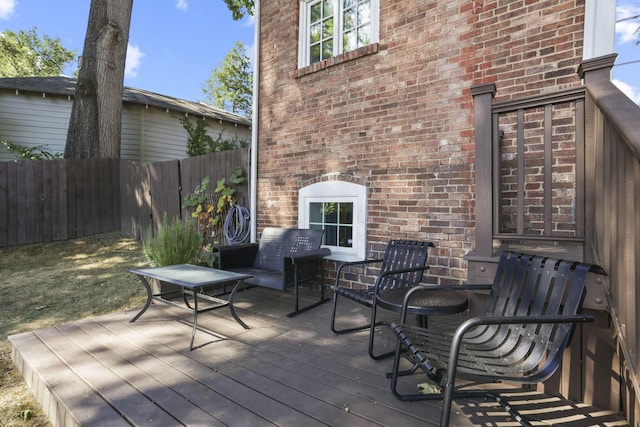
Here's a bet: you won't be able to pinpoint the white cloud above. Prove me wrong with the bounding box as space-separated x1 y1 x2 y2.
613 79 640 105
0 0 16 20
616 4 640 44
176 0 188 12
125 44 144 78
243 14 255 27
246 43 258 72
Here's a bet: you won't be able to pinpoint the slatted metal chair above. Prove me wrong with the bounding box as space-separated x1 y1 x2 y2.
330 240 435 360
388 251 606 427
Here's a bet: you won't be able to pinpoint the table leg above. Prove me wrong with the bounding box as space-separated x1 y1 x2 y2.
229 280 250 329
183 288 192 309
130 275 153 323
189 288 199 351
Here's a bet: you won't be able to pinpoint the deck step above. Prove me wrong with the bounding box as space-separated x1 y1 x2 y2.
10 332 131 427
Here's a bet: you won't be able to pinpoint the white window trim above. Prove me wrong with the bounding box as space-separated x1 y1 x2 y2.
298 181 367 262
298 0 380 68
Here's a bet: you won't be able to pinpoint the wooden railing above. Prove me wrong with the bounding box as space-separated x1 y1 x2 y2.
468 54 640 422
581 54 640 423
468 83 587 286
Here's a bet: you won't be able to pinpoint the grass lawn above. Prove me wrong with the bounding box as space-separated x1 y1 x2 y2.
0 232 149 426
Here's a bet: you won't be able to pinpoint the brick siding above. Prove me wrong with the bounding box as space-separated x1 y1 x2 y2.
256 0 585 284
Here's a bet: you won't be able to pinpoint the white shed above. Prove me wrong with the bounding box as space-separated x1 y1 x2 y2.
0 76 252 162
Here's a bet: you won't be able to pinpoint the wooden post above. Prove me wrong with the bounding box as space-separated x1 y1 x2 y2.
465 83 497 283
577 53 617 265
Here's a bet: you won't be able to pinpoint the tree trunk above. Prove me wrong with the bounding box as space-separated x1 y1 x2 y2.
65 0 133 159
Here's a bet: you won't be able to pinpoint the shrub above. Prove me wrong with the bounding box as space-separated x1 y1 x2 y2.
180 117 249 157
1 139 62 160
143 214 202 267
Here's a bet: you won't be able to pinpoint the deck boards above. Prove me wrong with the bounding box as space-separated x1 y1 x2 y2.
10 286 628 427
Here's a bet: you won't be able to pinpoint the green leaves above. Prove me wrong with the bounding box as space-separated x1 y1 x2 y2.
183 176 210 208
0 139 62 160
222 0 254 20
0 27 76 77
214 167 246 211
143 214 202 267
181 117 214 157
193 176 211 195
21 409 33 420
229 166 246 184
180 117 248 157
214 178 228 194
181 168 245 246
201 41 253 118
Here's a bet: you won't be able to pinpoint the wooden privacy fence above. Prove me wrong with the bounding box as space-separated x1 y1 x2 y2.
0 149 249 247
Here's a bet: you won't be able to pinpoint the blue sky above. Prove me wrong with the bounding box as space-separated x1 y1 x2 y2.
0 0 255 102
614 0 640 104
0 0 639 104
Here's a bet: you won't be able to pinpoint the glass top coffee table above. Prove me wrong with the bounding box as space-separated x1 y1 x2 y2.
129 264 252 350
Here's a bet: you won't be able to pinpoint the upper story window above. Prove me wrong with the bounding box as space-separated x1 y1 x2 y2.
298 0 379 68
299 181 367 262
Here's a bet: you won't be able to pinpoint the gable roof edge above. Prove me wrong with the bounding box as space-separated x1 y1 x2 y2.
0 76 251 127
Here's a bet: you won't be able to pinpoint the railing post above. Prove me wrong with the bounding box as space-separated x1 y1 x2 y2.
470 83 496 259
577 53 616 264
578 53 617 84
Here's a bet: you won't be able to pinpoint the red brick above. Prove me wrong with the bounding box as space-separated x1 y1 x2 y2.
256 0 585 285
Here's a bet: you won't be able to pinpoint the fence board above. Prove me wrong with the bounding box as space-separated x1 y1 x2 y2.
14 161 26 244
120 160 151 241
57 161 68 241
109 158 121 232
96 158 118 234
6 162 18 246
148 160 181 233
17 160 38 244
77 158 90 237
32 160 44 244
88 159 100 236
119 160 135 238
0 149 249 247
42 161 52 242
15 161 26 244
48 160 67 242
65 159 79 239
0 161 8 246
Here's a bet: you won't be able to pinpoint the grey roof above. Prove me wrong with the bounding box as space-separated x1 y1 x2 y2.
0 76 251 127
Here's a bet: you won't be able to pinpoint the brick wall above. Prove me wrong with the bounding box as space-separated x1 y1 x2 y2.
469 0 585 99
256 0 585 284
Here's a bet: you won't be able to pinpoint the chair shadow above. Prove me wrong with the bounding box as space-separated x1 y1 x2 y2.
456 388 627 426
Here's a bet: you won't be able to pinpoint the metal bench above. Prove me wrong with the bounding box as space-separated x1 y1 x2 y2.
388 250 607 427
217 227 331 318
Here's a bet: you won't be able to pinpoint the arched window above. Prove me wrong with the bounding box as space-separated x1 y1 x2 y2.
298 181 367 261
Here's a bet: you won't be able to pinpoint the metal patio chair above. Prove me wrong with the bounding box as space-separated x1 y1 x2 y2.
388 251 606 426
330 240 435 360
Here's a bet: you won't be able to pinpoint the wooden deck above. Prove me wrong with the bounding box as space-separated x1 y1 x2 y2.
10 286 628 427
